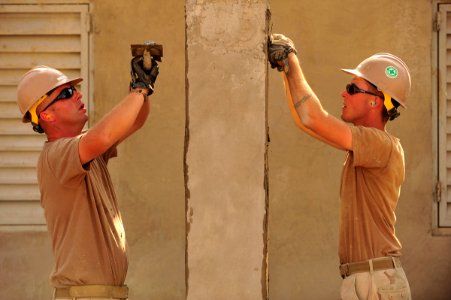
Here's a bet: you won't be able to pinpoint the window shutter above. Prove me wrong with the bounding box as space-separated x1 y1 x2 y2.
0 4 90 226
438 4 451 227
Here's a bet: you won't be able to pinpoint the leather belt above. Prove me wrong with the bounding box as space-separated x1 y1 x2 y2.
54 285 128 299
339 257 401 278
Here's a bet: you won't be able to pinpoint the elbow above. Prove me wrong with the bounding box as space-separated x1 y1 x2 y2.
300 109 324 133
134 121 146 132
299 110 316 130
95 130 117 149
135 114 149 130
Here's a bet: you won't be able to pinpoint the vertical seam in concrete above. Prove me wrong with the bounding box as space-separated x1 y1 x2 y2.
184 3 190 299
262 5 271 300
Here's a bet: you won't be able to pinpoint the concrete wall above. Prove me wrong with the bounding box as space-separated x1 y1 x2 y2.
2 0 451 300
185 1 268 299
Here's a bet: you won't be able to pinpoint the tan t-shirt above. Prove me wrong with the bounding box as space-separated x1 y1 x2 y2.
37 135 128 287
339 126 404 264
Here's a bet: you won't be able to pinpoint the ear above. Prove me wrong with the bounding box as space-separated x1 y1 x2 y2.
39 111 56 122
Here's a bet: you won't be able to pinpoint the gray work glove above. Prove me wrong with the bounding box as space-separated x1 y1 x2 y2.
130 56 159 95
268 33 297 73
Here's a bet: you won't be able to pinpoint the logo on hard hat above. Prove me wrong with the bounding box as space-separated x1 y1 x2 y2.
385 66 398 78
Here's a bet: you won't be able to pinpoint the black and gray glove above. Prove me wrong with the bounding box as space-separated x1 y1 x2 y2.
268 33 297 73
130 55 159 95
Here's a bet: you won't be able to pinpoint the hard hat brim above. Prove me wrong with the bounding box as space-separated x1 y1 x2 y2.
341 68 365 80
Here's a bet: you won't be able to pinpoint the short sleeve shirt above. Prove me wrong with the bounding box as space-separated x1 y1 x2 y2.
37 135 128 287
339 126 404 264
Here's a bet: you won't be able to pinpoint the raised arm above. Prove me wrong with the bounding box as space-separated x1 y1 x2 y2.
269 34 352 151
79 57 159 164
79 91 149 164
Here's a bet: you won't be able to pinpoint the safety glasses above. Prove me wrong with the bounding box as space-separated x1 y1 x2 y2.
346 83 381 98
40 86 77 113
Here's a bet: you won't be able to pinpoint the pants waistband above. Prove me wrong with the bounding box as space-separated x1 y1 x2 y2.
339 256 402 278
54 285 128 299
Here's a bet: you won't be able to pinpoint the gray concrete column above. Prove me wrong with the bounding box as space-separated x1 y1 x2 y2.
185 1 269 299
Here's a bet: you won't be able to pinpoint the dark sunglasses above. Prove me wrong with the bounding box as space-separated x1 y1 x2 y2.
40 86 77 113
346 83 381 98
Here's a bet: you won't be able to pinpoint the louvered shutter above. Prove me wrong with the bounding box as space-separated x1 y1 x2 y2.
438 4 451 227
0 4 90 226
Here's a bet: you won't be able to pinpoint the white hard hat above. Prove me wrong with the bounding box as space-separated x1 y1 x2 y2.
341 53 411 108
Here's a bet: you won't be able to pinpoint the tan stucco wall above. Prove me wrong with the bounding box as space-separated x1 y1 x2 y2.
91 1 186 299
268 1 451 300
2 1 451 300
1 0 187 299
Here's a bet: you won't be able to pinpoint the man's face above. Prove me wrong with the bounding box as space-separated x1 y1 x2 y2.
38 83 88 129
340 77 380 125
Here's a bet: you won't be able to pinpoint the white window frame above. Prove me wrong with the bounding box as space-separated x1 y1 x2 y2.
0 1 92 230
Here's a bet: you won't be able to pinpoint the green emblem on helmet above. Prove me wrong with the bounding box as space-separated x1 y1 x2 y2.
385 66 398 78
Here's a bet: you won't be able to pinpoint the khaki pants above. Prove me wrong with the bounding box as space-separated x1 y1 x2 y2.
340 265 411 300
55 298 124 300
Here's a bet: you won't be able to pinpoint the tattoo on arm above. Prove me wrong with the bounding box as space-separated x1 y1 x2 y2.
294 94 312 108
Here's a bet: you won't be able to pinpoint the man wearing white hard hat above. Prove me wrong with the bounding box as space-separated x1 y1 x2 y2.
268 34 411 300
16 56 158 300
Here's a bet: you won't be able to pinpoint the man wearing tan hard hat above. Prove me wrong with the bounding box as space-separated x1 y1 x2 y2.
268 34 412 300
16 56 159 300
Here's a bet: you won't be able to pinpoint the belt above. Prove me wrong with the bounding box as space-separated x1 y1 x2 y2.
54 285 128 299
339 257 401 278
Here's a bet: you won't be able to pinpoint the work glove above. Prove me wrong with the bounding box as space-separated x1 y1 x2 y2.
268 33 297 73
130 55 159 95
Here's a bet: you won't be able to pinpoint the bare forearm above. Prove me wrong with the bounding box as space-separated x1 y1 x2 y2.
121 95 151 141
284 53 326 130
94 93 145 139
269 34 352 150
79 92 147 164
283 54 349 149
282 73 316 134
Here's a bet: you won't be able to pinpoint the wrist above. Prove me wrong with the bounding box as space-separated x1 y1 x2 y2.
129 88 149 101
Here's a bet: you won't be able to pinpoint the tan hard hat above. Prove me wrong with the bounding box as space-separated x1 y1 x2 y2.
17 65 83 123
341 53 411 108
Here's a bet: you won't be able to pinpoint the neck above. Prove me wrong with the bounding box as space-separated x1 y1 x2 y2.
45 125 84 142
354 121 386 131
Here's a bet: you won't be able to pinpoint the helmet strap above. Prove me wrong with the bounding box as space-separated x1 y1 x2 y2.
32 123 45 134
28 94 48 128
383 91 400 121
